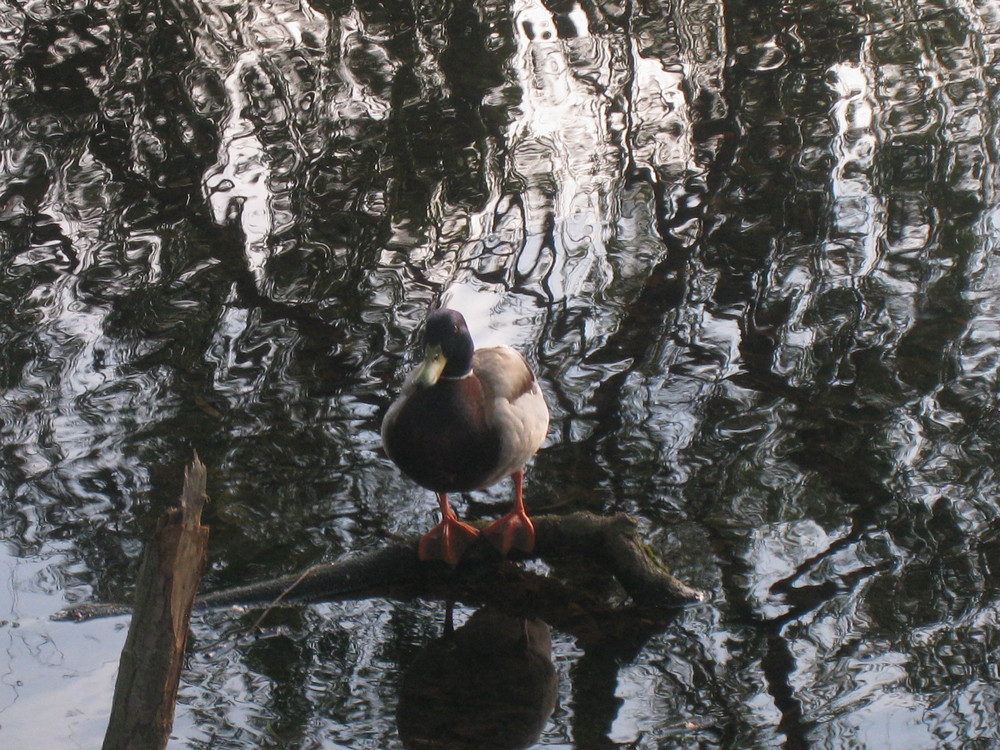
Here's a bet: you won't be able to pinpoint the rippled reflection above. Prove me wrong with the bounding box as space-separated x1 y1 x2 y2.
4 0 1000 747
397 608 557 750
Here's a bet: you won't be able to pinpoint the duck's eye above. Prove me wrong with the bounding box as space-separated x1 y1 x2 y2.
453 326 459 334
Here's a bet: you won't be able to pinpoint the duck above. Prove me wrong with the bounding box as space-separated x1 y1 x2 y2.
382 308 549 564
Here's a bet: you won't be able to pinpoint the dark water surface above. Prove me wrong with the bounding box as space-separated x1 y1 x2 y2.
3 0 1000 747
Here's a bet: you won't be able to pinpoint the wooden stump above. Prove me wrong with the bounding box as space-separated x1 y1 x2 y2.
101 456 209 750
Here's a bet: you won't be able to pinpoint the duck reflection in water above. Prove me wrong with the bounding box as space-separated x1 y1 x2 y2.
397 608 558 750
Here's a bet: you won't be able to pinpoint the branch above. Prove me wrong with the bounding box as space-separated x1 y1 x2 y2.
195 511 705 609
59 513 706 632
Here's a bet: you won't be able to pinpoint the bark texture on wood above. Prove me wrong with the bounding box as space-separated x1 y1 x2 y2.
101 457 209 750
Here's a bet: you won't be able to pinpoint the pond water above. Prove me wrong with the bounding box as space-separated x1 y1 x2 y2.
3 0 1000 747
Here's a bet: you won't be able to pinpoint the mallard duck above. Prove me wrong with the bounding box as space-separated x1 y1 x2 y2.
382 308 549 564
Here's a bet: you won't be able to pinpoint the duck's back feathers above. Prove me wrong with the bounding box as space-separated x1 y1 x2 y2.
473 346 536 403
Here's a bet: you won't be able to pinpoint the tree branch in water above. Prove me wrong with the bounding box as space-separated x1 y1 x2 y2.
60 512 705 633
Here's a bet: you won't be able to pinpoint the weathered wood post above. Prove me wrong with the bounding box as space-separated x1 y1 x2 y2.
102 455 209 750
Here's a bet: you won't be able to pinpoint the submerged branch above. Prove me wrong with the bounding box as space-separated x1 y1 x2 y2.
196 512 705 612
59 513 705 629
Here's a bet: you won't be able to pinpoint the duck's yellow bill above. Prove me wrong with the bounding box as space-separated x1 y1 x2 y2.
416 344 447 387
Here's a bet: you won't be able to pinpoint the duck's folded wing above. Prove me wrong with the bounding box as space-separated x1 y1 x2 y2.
473 346 549 480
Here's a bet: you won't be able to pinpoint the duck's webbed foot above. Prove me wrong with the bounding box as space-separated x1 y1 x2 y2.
419 493 479 565
483 509 535 556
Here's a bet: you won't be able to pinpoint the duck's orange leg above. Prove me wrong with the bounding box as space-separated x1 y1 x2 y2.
419 493 479 565
483 470 535 555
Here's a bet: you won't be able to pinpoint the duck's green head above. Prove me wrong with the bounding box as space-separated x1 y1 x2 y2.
416 308 474 386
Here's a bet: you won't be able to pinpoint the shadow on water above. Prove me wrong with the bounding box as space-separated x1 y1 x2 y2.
4 0 1000 747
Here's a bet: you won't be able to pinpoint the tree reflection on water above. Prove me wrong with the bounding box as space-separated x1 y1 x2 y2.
2 0 1000 747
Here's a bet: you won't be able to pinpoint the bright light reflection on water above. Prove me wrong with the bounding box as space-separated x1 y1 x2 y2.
3 0 1000 747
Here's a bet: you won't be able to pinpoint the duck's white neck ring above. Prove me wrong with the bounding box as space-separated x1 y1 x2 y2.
440 370 474 380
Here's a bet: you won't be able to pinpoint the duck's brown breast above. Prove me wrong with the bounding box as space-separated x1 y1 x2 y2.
383 376 503 493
